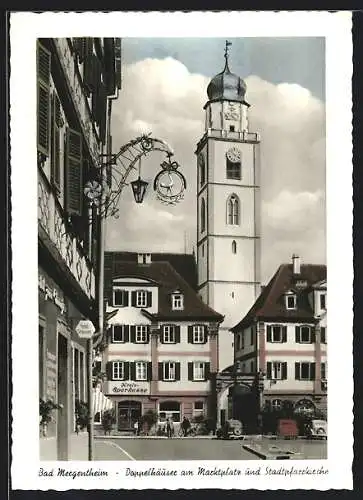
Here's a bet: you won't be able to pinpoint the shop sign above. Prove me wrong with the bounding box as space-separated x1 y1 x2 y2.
39 273 66 314
46 350 57 401
106 381 149 395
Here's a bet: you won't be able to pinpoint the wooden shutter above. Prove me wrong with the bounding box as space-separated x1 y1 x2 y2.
106 361 112 381
188 362 193 381
321 362 326 379
115 38 122 90
130 326 136 343
266 362 272 380
311 329 316 344
146 327 150 344
129 362 136 381
295 362 300 380
282 326 287 343
124 361 130 380
310 363 316 381
147 362 152 381
65 128 83 215
204 362 211 380
123 325 130 343
175 325 180 344
282 362 287 380
83 38 94 93
122 291 129 307
266 325 272 342
51 95 61 190
202 325 208 344
321 327 326 344
159 326 165 344
146 291 152 308
175 363 181 381
131 291 137 307
158 362 163 381
295 326 300 343
37 41 51 157
187 326 193 343
106 326 112 344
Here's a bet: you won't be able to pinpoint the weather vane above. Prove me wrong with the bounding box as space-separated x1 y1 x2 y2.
224 40 232 62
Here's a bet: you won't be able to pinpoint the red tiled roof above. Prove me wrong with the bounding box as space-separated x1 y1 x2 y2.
105 251 198 291
231 263 327 331
104 256 223 322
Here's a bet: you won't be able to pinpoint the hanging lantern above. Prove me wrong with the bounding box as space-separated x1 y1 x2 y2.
131 176 149 203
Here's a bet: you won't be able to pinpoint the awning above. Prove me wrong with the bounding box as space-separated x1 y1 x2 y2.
92 388 113 415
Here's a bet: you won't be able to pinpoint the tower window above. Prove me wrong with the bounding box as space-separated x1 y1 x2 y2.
201 198 206 233
199 154 206 187
226 159 241 179
232 240 237 253
227 195 240 225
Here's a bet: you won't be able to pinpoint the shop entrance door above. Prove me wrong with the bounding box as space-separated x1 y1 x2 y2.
118 401 142 431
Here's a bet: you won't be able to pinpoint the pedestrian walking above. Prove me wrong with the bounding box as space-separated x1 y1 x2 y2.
133 420 139 436
166 418 174 438
181 416 191 437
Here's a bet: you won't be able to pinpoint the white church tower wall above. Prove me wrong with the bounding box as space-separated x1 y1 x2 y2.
196 42 262 372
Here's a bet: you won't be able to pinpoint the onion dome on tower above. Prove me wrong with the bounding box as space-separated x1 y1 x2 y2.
206 40 250 107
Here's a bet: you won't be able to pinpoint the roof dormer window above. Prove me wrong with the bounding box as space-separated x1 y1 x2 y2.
285 291 297 310
171 290 184 311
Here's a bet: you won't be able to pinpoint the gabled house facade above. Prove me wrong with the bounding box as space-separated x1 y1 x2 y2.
231 255 327 422
38 37 120 459
102 252 223 431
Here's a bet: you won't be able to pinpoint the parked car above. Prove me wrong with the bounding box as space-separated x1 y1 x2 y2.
216 419 243 439
305 419 327 439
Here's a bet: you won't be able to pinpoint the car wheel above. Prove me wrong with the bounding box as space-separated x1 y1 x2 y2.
233 428 243 437
316 428 326 435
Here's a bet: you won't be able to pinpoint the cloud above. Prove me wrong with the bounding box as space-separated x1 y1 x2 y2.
107 57 326 282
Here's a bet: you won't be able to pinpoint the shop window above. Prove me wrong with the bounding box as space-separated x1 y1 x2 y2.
159 401 181 422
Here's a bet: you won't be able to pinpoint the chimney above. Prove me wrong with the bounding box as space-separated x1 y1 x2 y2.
137 253 144 264
292 254 301 275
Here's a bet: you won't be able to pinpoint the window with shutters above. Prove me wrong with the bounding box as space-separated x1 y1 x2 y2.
296 325 312 343
37 41 51 158
113 289 128 307
112 325 127 343
295 362 316 381
65 127 83 216
135 361 148 381
268 361 287 380
193 362 206 381
135 326 148 343
136 290 148 307
267 325 285 343
192 325 205 344
112 361 124 380
163 362 176 381
162 325 176 344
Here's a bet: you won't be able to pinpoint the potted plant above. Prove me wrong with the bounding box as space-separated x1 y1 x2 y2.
39 398 62 437
75 399 89 433
101 409 116 435
140 410 158 435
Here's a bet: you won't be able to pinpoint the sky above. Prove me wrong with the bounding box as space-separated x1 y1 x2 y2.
106 37 326 284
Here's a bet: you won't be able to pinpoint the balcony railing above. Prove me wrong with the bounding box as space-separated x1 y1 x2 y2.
38 173 95 300
206 129 260 142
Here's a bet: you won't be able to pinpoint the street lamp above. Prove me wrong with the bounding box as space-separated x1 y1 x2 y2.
82 133 186 461
75 319 96 461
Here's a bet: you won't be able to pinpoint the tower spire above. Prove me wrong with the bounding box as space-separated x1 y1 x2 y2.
224 40 232 71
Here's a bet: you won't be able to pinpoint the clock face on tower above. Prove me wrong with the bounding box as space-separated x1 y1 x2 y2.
226 147 241 163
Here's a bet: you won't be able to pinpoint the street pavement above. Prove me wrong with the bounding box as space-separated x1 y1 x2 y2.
94 437 327 461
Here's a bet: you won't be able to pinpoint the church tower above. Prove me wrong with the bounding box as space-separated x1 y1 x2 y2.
196 41 261 371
